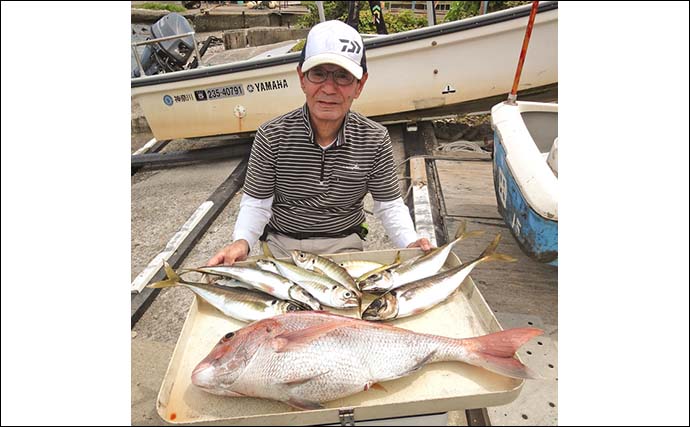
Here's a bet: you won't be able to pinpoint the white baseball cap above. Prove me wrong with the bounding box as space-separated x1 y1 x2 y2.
299 20 367 80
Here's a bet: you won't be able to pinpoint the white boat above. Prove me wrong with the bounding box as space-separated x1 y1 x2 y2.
491 100 558 265
131 2 558 141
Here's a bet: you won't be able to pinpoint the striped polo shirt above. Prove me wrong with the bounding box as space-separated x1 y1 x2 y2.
243 104 401 235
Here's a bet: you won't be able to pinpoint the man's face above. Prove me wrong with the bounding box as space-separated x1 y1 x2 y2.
297 64 368 124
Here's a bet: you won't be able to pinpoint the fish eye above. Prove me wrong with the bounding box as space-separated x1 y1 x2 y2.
287 304 298 311
224 332 235 340
344 291 352 298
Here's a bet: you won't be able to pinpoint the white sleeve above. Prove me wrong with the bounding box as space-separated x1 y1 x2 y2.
373 197 419 248
231 193 273 250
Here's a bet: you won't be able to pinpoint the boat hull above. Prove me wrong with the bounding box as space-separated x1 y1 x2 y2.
132 3 558 140
491 101 558 265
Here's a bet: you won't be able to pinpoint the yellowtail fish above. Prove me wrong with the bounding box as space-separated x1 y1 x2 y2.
337 260 385 278
185 265 321 310
362 234 516 321
360 221 482 293
191 311 542 410
148 263 305 322
355 251 404 284
256 259 359 309
290 250 361 297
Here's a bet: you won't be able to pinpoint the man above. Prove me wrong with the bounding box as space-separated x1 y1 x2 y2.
208 20 431 266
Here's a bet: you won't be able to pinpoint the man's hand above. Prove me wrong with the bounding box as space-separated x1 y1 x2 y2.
407 237 434 252
206 240 250 266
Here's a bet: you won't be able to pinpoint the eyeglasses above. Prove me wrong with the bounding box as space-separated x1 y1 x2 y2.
305 68 356 86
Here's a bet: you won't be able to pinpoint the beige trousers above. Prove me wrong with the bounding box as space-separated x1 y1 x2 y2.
264 232 363 258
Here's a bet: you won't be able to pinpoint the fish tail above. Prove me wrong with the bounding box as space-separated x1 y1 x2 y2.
478 234 517 263
262 241 274 258
451 221 484 244
453 221 467 239
458 328 543 379
147 261 182 289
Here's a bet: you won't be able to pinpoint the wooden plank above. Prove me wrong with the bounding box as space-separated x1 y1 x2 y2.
409 156 437 247
435 157 557 324
402 122 448 245
131 158 249 327
446 219 558 326
436 159 502 220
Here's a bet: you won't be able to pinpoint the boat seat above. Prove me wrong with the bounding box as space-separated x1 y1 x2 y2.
546 137 558 177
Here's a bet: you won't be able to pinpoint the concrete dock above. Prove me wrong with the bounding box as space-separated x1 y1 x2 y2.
131 121 557 425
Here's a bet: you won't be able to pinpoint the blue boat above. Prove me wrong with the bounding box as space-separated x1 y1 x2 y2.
491 101 558 265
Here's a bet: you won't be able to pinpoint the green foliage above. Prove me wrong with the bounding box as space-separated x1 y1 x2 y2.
297 1 427 33
136 2 187 13
289 39 306 53
358 9 427 34
297 1 359 29
444 1 531 22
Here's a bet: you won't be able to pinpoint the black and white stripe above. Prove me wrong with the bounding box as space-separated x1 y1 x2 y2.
243 104 400 234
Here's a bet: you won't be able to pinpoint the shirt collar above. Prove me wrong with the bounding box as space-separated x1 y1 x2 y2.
301 104 350 148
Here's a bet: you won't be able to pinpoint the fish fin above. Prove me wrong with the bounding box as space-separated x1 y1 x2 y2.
479 234 501 257
463 230 485 239
356 260 397 284
484 253 517 263
365 382 388 392
476 234 516 263
465 327 543 357
147 262 181 288
313 266 327 275
271 320 350 353
262 241 274 258
147 278 178 289
282 369 330 387
453 221 466 239
450 221 484 246
163 261 180 281
461 327 544 379
285 397 324 411
467 352 543 380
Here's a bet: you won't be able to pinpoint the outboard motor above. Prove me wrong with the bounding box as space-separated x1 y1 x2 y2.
132 13 196 78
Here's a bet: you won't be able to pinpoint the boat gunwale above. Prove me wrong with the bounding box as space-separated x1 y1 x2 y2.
491 101 558 220
131 1 558 89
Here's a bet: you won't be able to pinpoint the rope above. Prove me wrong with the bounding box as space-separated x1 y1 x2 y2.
436 140 489 154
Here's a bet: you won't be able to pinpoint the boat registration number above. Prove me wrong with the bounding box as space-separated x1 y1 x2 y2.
195 85 244 101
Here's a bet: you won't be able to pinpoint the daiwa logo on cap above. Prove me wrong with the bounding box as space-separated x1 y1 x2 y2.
300 20 367 80
339 38 361 54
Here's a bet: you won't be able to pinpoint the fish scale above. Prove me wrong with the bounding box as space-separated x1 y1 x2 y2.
191 312 541 409
242 323 441 403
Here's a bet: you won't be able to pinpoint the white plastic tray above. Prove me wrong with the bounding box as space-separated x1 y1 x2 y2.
156 249 524 425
